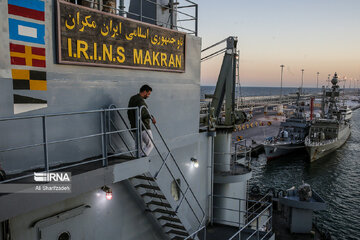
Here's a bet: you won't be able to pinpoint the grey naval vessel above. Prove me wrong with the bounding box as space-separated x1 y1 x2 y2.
0 1 279 240
305 73 351 162
263 92 310 160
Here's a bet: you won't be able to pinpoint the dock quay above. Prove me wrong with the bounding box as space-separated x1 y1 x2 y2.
200 92 360 160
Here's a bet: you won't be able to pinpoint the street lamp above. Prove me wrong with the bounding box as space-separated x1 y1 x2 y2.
316 72 320 90
301 69 304 95
280 65 284 102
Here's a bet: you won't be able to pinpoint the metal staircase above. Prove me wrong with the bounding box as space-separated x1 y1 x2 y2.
131 173 191 240
107 105 206 240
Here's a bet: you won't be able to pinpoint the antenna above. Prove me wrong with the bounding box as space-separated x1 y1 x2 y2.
326 74 331 88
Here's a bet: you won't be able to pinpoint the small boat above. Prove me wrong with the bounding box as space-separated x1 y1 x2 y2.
264 91 310 160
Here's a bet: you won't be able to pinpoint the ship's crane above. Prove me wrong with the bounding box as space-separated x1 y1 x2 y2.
202 36 249 129
202 37 252 227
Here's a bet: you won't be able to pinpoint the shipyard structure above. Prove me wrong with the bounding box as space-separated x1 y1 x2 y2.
0 1 274 240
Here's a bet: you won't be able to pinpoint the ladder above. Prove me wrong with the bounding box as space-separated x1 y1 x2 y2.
108 105 206 240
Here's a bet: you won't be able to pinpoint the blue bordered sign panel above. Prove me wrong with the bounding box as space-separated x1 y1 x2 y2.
57 0 186 72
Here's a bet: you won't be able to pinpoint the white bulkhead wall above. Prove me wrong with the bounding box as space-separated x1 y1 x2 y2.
2 0 213 238
9 182 165 239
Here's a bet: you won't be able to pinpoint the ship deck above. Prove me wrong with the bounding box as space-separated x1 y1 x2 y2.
0 155 150 222
2 154 136 184
196 223 272 240
272 208 324 240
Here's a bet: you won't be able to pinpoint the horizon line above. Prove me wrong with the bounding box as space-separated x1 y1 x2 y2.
200 85 330 88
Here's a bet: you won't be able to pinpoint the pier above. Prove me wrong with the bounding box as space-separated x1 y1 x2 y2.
201 90 360 159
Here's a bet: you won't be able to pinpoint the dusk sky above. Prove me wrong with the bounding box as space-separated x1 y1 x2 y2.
196 0 360 87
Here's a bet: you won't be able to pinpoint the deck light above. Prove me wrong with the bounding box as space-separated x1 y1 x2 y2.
191 158 199 168
101 186 113 200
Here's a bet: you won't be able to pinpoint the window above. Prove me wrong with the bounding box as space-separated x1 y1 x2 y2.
58 232 71 240
65 0 116 14
171 179 181 201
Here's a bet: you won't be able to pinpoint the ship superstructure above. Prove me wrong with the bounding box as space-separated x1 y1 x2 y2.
264 91 310 160
305 73 351 162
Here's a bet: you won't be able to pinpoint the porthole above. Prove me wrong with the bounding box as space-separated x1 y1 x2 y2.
58 231 71 240
171 179 181 201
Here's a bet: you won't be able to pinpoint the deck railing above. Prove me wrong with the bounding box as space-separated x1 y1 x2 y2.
305 136 338 146
66 0 198 35
0 107 140 183
213 139 252 175
185 195 273 240
138 105 206 231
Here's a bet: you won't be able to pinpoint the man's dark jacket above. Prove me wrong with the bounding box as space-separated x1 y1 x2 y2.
127 94 151 130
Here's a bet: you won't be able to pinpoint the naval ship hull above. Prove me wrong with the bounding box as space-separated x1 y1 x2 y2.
306 125 351 162
264 142 304 161
0 1 216 239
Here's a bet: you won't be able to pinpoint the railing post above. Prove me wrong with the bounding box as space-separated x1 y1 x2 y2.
238 198 241 228
101 110 108 166
108 108 112 149
139 0 142 21
256 217 259 240
210 134 215 226
248 145 251 169
235 141 238 163
119 0 125 16
169 0 174 29
195 4 198 36
135 107 140 158
204 226 206 240
270 203 273 231
42 116 49 172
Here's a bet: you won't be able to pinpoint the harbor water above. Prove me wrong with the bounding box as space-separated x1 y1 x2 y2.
249 109 360 240
201 86 360 239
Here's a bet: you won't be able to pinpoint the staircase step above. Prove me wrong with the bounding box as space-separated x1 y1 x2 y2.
158 216 181 223
167 229 189 237
134 175 155 181
171 237 187 240
163 223 186 231
153 208 176 215
148 201 171 208
171 237 192 240
141 192 166 200
135 184 160 190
